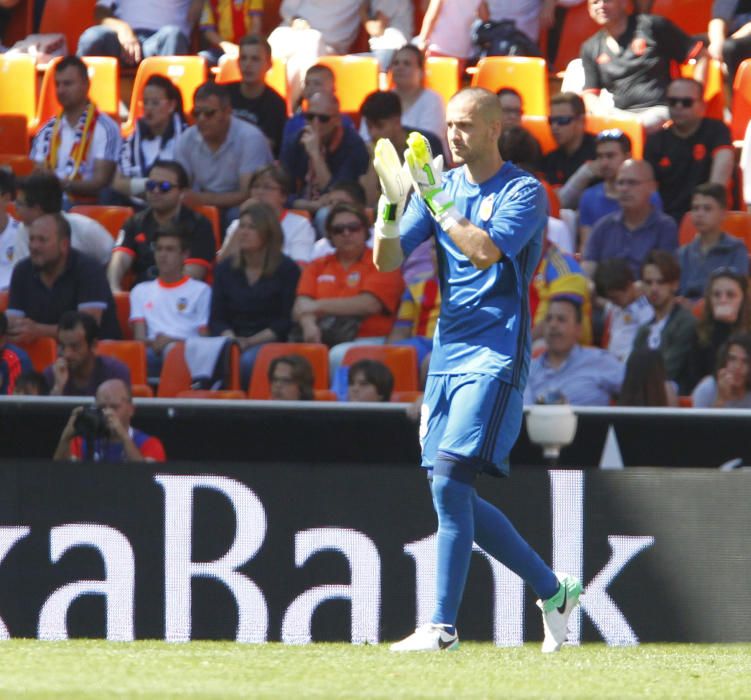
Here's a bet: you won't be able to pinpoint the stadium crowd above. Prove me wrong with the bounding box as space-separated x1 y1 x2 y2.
2 0 751 411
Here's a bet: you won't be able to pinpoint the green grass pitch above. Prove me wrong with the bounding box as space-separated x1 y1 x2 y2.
0 640 748 699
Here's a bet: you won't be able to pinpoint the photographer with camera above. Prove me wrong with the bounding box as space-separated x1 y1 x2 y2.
53 378 165 462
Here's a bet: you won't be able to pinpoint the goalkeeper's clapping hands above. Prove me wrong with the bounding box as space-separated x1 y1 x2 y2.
373 137 410 239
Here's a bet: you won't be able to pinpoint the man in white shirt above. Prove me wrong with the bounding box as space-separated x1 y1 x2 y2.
130 223 210 378
15 172 113 267
0 170 26 291
77 0 203 63
30 56 121 208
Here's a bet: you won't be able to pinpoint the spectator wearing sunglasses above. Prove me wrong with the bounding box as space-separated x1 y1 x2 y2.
540 92 597 186
174 81 273 233
581 0 706 134
644 78 734 224
679 183 749 302
280 91 370 216
107 160 216 292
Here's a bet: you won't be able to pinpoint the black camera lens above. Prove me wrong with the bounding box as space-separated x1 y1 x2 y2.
73 406 110 439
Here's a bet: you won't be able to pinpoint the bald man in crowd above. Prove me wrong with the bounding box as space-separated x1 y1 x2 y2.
280 91 370 215
583 159 678 278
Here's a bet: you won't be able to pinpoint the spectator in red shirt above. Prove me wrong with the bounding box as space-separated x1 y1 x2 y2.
54 378 166 462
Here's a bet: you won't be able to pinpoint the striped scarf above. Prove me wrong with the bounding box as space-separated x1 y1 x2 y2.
45 101 99 181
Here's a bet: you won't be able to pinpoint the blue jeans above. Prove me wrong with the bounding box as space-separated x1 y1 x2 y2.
77 25 190 60
239 344 265 391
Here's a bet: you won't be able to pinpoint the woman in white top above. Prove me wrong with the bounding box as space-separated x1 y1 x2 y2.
220 165 316 264
389 45 447 155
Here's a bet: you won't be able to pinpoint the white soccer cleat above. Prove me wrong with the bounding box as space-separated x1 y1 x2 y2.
389 623 459 652
536 573 583 653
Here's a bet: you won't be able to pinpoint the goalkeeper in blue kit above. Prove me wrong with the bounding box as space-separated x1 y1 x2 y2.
373 87 582 652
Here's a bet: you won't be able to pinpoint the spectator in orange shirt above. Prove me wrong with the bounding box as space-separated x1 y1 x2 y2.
293 202 404 376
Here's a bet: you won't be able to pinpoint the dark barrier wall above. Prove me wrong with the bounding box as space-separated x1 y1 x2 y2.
3 398 751 467
0 461 748 644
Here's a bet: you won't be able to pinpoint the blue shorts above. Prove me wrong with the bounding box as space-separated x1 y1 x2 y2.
419 373 523 478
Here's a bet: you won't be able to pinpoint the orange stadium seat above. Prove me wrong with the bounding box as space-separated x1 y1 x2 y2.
97 340 147 384
585 114 644 159
471 57 549 116
650 0 712 36
391 390 423 403
0 54 37 125
188 204 221 251
176 389 246 400
70 205 134 240
18 337 57 372
424 56 461 106
678 210 751 247
215 55 241 84
157 341 240 397
540 180 560 218
313 388 337 401
0 115 29 155
315 55 379 115
342 345 419 392
732 59 751 142
550 1 598 74
0 290 7 312
122 56 208 136
520 114 557 154
249 342 329 398
39 0 97 57
113 291 132 339
34 56 119 129
0 154 34 176
3 0 34 46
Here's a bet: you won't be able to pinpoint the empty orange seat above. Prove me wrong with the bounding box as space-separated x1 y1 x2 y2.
156 340 240 396
315 55 379 115
424 56 460 106
122 56 208 136
248 342 329 398
39 0 97 58
0 54 37 125
342 344 418 392
0 115 29 155
96 340 147 384
471 57 549 117
113 291 132 339
732 59 751 142
18 337 57 372
0 154 34 176
69 205 134 240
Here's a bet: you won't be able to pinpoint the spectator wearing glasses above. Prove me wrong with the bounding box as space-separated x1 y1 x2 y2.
644 78 734 224
632 251 696 393
175 82 273 232
560 129 661 252
541 92 597 186
583 159 677 278
268 354 314 401
293 203 403 376
107 160 216 291
112 75 187 208
219 165 316 265
581 0 706 134
280 92 370 217
679 183 749 301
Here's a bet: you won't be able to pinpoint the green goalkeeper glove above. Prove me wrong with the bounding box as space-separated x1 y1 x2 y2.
373 137 410 239
404 131 461 232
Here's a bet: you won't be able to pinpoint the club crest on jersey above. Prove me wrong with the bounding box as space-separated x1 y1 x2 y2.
630 38 647 56
479 194 494 222
5 245 13 262
346 272 361 287
177 297 188 312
